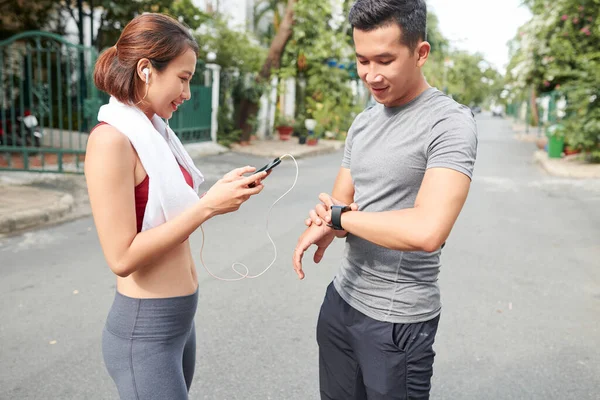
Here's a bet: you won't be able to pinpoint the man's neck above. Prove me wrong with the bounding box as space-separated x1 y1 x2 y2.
385 77 431 108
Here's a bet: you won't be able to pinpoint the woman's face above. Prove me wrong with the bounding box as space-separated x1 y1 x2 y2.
138 48 197 120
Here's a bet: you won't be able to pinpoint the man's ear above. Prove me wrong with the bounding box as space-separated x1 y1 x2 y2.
416 41 431 67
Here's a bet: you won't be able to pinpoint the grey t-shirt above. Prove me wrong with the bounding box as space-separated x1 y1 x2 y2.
334 87 478 324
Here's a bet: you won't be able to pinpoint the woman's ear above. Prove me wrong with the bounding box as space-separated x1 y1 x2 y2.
136 59 151 83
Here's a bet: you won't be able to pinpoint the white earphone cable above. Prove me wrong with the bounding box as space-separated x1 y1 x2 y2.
198 154 299 281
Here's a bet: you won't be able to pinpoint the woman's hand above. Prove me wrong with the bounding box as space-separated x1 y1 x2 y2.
202 166 267 216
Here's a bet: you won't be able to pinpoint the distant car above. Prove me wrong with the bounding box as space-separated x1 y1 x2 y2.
471 106 482 114
492 105 504 117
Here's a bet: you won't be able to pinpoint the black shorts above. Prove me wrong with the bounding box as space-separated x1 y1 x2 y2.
317 282 440 400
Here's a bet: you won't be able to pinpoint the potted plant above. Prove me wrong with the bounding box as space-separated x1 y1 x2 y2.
294 118 307 144
275 115 295 141
305 119 322 146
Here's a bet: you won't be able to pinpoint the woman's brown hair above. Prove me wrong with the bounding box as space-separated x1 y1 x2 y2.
94 13 199 105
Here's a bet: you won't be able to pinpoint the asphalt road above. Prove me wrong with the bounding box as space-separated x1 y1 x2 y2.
1 114 599 399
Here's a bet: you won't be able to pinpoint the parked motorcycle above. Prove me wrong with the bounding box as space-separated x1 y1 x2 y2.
0 108 43 148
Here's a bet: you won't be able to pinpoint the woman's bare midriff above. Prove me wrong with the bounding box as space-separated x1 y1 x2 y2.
115 151 198 299
116 241 198 298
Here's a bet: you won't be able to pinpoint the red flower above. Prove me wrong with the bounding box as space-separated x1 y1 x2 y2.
561 14 569 21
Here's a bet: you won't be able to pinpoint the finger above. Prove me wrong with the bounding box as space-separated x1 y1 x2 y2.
245 183 264 195
350 202 359 211
305 218 312 227
293 246 305 280
315 204 330 222
242 171 267 186
236 165 257 175
318 193 334 208
309 209 322 226
223 166 253 179
313 245 327 264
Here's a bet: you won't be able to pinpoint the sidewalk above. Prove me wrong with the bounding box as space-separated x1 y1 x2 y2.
508 122 600 178
533 150 600 179
230 137 344 159
0 172 89 236
0 137 343 236
511 122 545 143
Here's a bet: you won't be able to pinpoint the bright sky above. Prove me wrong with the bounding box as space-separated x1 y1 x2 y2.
427 0 532 74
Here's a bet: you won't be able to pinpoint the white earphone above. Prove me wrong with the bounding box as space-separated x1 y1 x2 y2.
142 67 149 84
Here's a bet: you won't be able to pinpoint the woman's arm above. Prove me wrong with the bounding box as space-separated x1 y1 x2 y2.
85 125 266 277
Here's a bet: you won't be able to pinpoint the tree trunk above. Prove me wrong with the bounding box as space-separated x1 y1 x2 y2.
237 0 296 142
530 88 539 127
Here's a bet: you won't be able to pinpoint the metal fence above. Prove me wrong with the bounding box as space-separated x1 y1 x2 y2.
0 32 213 173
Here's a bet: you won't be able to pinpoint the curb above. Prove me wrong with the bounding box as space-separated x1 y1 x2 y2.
230 141 344 160
184 142 230 158
0 141 341 236
533 150 600 179
0 192 74 234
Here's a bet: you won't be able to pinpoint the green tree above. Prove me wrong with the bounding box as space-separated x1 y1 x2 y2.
253 0 288 46
445 52 499 106
423 12 498 107
195 16 267 146
58 0 208 50
0 0 60 39
506 0 600 161
236 0 297 143
278 0 357 138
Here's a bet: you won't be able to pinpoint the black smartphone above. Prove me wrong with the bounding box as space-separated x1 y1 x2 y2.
248 157 282 188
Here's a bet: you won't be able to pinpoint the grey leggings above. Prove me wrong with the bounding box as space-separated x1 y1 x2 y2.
102 289 198 399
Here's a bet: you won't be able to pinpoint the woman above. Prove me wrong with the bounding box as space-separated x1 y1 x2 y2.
85 13 267 399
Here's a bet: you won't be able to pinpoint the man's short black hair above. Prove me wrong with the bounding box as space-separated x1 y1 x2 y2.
348 0 427 52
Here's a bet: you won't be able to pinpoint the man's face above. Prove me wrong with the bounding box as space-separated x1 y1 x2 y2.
354 23 421 107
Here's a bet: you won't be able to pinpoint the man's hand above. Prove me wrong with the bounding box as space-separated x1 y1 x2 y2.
293 224 336 280
304 193 358 233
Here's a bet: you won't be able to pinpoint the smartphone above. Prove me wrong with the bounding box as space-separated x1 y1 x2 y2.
248 157 282 188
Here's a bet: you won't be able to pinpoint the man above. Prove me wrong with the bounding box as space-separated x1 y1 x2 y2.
292 1 478 399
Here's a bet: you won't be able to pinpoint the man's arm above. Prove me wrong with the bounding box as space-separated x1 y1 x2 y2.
324 105 477 252
338 167 471 252
294 167 469 278
331 167 354 205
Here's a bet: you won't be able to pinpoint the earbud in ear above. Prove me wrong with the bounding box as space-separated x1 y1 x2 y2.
142 68 149 84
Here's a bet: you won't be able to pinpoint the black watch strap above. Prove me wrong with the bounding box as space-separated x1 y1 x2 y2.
330 205 351 230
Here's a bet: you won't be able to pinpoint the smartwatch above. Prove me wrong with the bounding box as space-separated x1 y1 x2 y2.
329 205 351 230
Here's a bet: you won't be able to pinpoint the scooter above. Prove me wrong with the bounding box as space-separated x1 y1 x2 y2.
0 108 43 148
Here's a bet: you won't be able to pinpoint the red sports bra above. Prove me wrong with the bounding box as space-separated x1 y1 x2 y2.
90 122 194 233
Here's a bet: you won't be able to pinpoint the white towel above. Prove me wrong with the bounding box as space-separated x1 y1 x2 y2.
97 97 205 231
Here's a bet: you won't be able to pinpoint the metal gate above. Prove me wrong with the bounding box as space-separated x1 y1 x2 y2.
1 32 213 174
0 31 101 173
